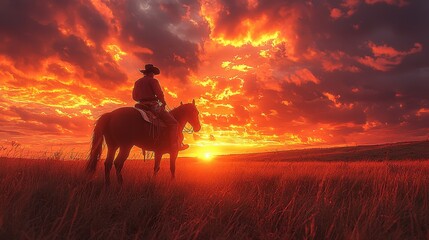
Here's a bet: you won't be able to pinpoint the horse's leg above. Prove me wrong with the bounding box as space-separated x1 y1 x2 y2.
114 146 132 185
170 150 178 179
104 146 117 186
153 152 162 176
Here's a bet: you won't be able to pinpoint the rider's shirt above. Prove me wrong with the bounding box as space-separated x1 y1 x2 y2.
132 76 166 105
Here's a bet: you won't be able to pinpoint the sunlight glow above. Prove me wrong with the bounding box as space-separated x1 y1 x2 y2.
106 44 127 61
200 152 214 162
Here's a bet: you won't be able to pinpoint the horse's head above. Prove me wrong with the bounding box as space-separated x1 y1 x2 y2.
173 99 201 132
185 99 201 132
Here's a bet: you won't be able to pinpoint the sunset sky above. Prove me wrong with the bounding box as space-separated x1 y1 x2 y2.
0 0 428 158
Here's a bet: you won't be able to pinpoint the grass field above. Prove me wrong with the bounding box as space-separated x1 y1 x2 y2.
1 156 429 239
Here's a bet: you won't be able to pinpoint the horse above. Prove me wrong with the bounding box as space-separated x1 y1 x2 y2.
86 100 201 185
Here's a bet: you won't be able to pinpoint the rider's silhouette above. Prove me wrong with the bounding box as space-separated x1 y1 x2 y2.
132 64 188 151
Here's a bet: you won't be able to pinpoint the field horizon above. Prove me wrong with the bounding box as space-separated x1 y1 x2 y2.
2 140 428 163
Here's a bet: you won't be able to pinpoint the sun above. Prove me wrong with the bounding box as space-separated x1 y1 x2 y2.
194 145 218 162
200 152 214 162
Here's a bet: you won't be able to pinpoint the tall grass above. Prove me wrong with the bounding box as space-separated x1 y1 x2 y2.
0 158 428 239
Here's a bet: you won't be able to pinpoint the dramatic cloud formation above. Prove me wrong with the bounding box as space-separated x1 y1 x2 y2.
0 0 428 157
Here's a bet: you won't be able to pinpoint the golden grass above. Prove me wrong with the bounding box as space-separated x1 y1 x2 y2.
0 158 428 239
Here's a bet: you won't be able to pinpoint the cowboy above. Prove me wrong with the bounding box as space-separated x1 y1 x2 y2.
132 64 188 151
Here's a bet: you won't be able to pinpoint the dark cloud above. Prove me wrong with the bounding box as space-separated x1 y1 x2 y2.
106 0 209 82
53 35 127 86
78 3 109 45
53 35 96 70
0 0 62 69
273 0 428 138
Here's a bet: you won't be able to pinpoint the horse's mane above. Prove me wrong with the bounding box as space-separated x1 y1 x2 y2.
169 103 192 115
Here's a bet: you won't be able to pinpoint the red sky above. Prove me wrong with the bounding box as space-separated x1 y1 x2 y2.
1 0 428 158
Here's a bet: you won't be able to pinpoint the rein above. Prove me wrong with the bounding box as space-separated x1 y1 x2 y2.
183 124 194 134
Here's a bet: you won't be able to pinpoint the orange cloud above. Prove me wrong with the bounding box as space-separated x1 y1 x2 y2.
284 68 321 86
330 8 343 19
365 0 408 6
200 0 291 48
358 42 422 71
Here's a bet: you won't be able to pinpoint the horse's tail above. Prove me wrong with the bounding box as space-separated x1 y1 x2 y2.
86 113 110 174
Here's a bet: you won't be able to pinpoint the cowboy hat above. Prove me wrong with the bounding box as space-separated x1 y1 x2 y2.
140 64 160 75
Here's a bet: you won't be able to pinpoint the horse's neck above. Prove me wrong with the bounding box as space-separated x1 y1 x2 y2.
171 108 186 130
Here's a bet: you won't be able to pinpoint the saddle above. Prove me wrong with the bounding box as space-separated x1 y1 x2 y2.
134 103 166 127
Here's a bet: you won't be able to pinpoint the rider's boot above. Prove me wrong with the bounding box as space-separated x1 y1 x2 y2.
179 142 189 151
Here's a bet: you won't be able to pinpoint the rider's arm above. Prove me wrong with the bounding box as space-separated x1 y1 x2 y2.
132 80 141 102
151 78 166 106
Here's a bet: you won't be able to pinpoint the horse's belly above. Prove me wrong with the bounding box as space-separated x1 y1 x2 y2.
107 109 166 148
108 113 145 142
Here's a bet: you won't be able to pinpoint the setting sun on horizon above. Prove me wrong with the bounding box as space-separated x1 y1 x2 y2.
200 152 214 162
0 0 428 159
